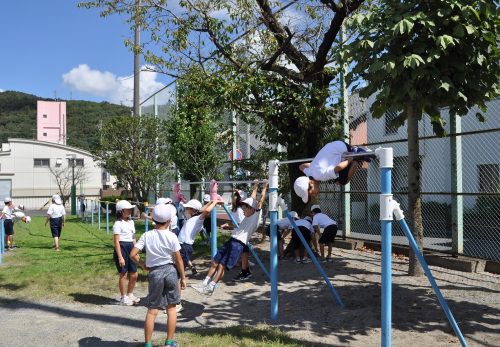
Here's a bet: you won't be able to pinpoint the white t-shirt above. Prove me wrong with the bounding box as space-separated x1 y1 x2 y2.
178 215 205 245
47 203 66 219
295 218 314 233
135 229 181 268
231 209 262 245
112 219 136 242
2 206 14 220
312 213 337 229
303 141 348 181
231 207 245 225
171 213 179 230
277 217 292 230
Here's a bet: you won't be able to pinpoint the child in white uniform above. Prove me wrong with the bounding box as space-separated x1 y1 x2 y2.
311 205 338 262
45 194 66 251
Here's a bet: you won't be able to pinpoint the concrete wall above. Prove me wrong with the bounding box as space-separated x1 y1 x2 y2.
37 101 67 144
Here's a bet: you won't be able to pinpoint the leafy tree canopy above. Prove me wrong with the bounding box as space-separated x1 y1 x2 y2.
93 116 170 201
345 0 499 135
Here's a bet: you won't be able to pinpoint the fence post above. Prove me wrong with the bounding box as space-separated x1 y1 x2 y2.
106 201 110 235
98 200 101 230
0 220 4 265
450 114 463 255
144 202 149 232
91 200 94 225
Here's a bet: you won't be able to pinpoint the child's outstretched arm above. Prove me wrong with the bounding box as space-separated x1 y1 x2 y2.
200 200 222 219
257 183 269 210
299 162 311 173
250 181 259 199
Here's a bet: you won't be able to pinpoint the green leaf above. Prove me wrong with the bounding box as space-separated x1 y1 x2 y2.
464 25 476 35
453 25 464 38
476 112 485 122
403 54 425 69
436 35 455 50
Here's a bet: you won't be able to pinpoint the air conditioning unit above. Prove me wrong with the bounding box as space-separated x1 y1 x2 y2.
56 158 63 166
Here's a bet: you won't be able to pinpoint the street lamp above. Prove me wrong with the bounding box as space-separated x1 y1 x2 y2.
67 154 77 215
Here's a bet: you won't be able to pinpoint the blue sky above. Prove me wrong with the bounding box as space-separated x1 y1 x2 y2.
0 0 169 105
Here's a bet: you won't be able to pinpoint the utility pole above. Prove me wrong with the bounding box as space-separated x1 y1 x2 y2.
67 154 77 215
133 0 141 117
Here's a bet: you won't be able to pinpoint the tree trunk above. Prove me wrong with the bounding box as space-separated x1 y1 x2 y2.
407 102 424 277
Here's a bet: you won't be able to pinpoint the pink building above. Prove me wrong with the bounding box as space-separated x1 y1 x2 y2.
37 101 67 144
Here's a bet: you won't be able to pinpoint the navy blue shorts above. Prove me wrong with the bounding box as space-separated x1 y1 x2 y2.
292 226 312 250
171 227 180 237
213 238 245 270
3 219 14 235
113 241 138 274
319 224 338 244
50 217 63 237
180 243 193 265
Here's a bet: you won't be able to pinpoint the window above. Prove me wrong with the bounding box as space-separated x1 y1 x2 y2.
384 111 399 135
68 158 84 167
43 132 47 136
479 164 499 193
43 114 47 118
34 158 50 167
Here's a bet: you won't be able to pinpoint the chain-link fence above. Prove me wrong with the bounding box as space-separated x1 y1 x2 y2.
344 96 500 261
140 81 499 262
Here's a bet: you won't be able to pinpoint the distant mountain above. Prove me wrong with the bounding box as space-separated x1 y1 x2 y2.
0 91 130 152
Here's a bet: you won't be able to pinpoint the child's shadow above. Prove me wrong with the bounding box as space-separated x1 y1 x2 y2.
78 336 140 346
177 300 205 321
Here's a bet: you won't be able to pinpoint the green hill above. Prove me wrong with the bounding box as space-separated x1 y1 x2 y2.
0 90 130 152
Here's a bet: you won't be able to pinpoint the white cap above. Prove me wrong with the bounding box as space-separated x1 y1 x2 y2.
311 204 321 212
116 200 136 212
152 204 173 223
293 176 310 203
183 199 202 211
236 190 247 200
242 197 258 209
203 194 211 203
4 197 12 203
53 195 62 205
24 216 31 224
156 197 173 205
289 211 299 219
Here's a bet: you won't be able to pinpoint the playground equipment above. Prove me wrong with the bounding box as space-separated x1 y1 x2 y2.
268 147 468 347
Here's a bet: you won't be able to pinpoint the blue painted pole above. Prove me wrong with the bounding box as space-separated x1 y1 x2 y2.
269 195 279 320
0 220 4 265
145 205 149 232
211 208 217 259
222 204 270 279
399 218 468 347
91 200 94 226
98 200 101 231
106 202 110 235
285 210 345 308
381 166 392 347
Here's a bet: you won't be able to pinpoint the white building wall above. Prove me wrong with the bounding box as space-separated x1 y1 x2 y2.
0 139 103 209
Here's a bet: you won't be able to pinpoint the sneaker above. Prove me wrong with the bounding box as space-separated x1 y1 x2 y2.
191 266 198 275
120 295 134 306
176 303 184 313
128 293 140 304
319 257 327 263
301 258 312 264
145 342 153 347
235 270 252 281
327 257 334 263
248 260 255 267
165 340 179 347
193 284 214 296
294 258 302 264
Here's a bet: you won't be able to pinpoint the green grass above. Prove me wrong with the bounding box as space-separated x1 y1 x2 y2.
165 325 318 347
0 216 228 301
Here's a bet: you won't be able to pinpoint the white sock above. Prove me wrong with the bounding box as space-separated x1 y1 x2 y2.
209 281 217 288
203 276 211 285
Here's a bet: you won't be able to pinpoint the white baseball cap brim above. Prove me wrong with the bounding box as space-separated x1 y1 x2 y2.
293 176 310 203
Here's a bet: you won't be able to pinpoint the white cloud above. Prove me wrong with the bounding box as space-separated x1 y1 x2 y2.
62 64 166 106
0 89 4 92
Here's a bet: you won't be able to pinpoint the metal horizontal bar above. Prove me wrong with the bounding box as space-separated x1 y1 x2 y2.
186 180 267 185
277 158 314 165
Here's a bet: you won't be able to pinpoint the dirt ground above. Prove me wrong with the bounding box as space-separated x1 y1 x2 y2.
0 236 499 347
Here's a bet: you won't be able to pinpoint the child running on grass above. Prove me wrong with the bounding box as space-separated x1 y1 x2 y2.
130 204 186 347
293 140 371 203
193 182 268 295
1 197 25 250
113 200 140 306
44 194 66 251
310 205 338 262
